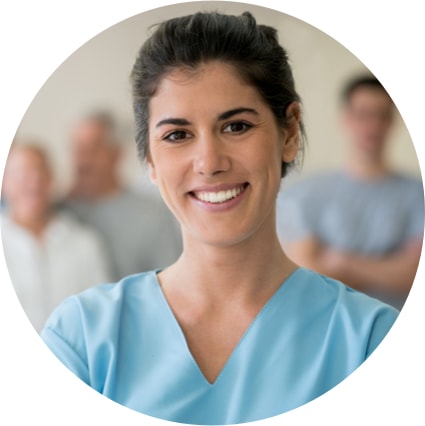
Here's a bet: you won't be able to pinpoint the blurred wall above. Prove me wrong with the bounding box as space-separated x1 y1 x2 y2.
14 1 422 197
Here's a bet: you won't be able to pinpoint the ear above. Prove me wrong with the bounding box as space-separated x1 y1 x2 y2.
146 155 158 185
281 102 301 163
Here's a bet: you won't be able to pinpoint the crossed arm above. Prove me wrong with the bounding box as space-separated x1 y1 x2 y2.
283 236 423 296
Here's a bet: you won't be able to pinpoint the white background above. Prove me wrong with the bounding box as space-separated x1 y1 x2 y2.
1 1 424 425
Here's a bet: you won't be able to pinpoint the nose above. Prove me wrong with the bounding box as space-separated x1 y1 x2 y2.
193 133 231 176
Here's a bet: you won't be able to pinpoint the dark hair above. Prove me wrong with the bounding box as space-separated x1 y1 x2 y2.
131 11 305 177
341 75 391 104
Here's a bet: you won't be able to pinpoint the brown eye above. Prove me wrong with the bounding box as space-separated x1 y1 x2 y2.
223 121 252 134
164 130 191 142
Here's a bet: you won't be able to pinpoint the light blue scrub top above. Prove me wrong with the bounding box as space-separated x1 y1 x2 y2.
41 268 398 425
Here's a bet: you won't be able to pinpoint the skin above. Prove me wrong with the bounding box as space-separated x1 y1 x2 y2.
2 145 53 239
284 86 422 296
68 119 122 199
343 86 395 178
147 61 300 384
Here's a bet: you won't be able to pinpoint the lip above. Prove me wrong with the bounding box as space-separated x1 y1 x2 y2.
189 182 248 193
188 182 249 210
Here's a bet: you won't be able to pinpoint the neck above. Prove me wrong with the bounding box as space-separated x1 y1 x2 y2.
160 221 297 307
346 148 390 180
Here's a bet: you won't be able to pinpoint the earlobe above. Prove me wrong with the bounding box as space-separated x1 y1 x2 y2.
281 102 301 162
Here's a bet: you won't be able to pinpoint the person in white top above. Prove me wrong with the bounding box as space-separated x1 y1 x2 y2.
1 142 112 332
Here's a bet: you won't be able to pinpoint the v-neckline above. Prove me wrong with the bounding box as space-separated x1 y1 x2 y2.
151 268 300 386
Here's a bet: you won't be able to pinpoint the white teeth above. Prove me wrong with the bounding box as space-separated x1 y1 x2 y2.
195 186 244 203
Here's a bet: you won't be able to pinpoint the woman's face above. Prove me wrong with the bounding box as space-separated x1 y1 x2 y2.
147 61 299 248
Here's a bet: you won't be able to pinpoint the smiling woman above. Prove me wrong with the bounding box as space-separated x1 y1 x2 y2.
40 10 399 425
147 61 299 247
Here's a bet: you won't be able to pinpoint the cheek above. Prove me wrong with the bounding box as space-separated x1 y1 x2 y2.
147 152 183 192
261 138 285 171
244 148 282 186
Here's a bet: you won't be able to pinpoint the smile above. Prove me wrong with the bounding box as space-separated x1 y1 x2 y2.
192 184 247 204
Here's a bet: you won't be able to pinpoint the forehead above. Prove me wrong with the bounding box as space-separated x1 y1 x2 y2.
73 120 109 145
4 147 51 180
347 87 393 109
8 146 47 166
151 61 266 115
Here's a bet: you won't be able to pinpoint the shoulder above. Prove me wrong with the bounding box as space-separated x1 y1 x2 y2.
287 268 399 353
42 269 162 372
44 270 160 326
391 172 422 185
389 173 424 211
42 271 161 347
389 173 423 193
293 268 398 314
40 271 160 376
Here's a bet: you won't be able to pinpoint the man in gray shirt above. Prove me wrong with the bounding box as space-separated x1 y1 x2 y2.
277 76 424 310
63 111 182 281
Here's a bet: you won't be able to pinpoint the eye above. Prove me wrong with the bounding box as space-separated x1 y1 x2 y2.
223 121 253 134
163 130 191 142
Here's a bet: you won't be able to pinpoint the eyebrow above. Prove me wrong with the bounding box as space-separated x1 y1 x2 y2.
155 107 259 128
218 107 259 121
155 118 191 128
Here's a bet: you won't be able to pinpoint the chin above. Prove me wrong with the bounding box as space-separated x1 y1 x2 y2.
359 139 385 154
192 225 261 249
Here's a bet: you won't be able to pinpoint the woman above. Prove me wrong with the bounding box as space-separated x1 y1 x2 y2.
41 11 398 425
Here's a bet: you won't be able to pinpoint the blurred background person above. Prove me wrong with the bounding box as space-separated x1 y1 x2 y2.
62 111 182 280
277 75 424 310
1 142 112 332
